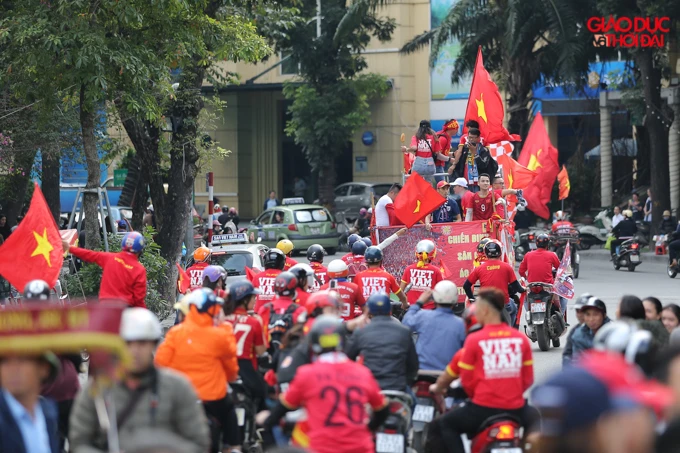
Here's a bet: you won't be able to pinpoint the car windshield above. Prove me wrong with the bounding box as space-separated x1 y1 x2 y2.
372 184 392 198
119 209 132 220
295 209 329 223
211 252 253 276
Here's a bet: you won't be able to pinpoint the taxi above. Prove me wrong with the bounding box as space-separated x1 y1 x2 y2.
208 233 269 281
246 197 339 255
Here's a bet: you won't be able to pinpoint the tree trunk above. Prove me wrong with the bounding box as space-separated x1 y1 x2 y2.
2 148 37 225
80 84 102 250
635 49 670 234
42 152 61 223
317 159 337 213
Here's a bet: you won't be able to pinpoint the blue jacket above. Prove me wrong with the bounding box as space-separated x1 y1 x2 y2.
0 393 59 453
562 317 611 366
402 304 466 371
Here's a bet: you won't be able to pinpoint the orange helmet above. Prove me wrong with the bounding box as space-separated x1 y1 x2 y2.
193 246 211 263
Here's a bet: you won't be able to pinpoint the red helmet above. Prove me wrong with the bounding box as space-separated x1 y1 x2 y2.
306 291 341 318
274 272 298 297
463 304 479 334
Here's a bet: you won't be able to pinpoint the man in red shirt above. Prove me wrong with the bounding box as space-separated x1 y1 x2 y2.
260 315 389 453
551 210 575 234
62 232 147 307
253 248 286 312
320 259 365 321
354 246 407 308
400 239 444 309
465 174 522 221
258 271 307 351
340 234 362 264
186 246 211 291
306 244 328 292
425 288 537 453
276 239 298 270
289 263 315 306
463 240 524 326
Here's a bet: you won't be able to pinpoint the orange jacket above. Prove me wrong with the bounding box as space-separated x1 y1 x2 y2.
155 307 238 401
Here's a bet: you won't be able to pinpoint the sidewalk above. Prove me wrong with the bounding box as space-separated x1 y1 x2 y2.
578 247 669 264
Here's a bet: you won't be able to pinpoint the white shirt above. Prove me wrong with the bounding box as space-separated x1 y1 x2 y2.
375 194 393 227
612 213 624 228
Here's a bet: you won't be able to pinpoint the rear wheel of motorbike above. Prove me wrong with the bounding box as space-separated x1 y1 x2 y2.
536 324 550 351
573 263 580 279
628 262 636 272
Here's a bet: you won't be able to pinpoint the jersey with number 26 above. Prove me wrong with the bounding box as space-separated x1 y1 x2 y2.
282 357 387 453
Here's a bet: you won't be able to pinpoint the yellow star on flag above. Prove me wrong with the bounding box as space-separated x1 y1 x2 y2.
527 148 543 171
31 228 54 267
475 92 488 124
508 173 514 189
413 200 421 213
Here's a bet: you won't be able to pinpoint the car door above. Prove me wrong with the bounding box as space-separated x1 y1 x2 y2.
248 210 273 244
347 184 369 215
333 184 351 213
265 209 289 245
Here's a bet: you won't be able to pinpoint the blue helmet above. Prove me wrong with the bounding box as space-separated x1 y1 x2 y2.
364 246 383 264
347 233 361 248
366 293 391 316
182 287 224 314
121 232 145 254
351 240 367 256
228 280 262 304
362 237 372 247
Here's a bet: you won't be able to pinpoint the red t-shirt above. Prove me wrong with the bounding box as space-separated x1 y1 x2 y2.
519 248 561 284
445 348 465 378
320 280 366 321
467 259 517 301
309 262 328 292
340 253 353 264
552 221 575 235
354 267 401 300
437 131 452 157
253 269 283 312
296 290 310 307
410 134 441 159
401 263 444 309
346 255 367 280
223 308 266 368
470 190 504 220
186 262 209 290
281 357 387 453
284 257 298 271
458 324 533 409
257 296 307 338
460 190 475 213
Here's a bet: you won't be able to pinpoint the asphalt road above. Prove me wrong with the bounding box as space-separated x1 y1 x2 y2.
296 253 680 384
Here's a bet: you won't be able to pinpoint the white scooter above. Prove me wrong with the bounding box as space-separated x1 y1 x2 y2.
577 209 611 250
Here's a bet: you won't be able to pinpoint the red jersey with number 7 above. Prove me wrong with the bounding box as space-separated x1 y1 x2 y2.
223 308 266 367
281 355 387 453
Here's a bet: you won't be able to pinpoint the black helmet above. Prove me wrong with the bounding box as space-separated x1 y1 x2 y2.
309 315 346 355
583 297 607 315
574 293 593 311
483 240 502 259
274 271 298 297
476 237 491 254
364 246 383 264
264 248 286 270
351 240 368 256
228 280 261 305
306 244 326 263
24 280 51 301
536 233 550 249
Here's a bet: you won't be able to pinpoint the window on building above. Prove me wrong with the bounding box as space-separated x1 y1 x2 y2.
280 51 299 76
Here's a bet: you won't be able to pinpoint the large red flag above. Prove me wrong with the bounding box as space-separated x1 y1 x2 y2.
519 113 560 219
393 173 446 228
463 47 521 144
0 183 64 290
558 166 571 200
496 154 536 190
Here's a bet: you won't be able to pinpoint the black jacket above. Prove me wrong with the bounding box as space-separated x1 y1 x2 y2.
612 218 637 238
346 316 419 391
452 144 498 180
659 217 677 235
0 393 59 453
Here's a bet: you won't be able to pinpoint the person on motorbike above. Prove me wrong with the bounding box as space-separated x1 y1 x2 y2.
400 239 444 309
258 272 308 351
562 293 591 366
346 293 419 391
425 287 537 453
319 260 365 320
463 240 523 326
259 315 390 453
72 307 210 453
403 281 466 370
473 237 491 268
610 209 638 260
350 208 371 237
354 246 408 308
289 263 315 306
254 248 286 311
667 223 680 269
345 240 368 279
155 288 240 453
306 244 327 292
62 231 147 307
186 246 212 291
659 210 676 235
341 234 362 264
201 265 228 299
551 210 574 235
361 236 372 247
223 281 268 410
276 240 298 271
562 296 610 366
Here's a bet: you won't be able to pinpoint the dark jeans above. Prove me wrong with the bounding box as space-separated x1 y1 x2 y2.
57 399 73 452
425 402 539 453
203 396 241 448
670 240 680 263
238 359 267 411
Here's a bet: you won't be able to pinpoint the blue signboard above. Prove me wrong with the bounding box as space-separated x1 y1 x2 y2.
532 60 633 101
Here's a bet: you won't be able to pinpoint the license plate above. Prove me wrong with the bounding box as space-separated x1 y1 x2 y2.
529 243 537 250
491 449 522 453
376 433 404 453
310 227 321 235
235 407 245 426
531 302 546 313
412 404 435 422
630 254 639 262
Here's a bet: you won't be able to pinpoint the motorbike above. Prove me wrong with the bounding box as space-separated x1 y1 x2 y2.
514 231 535 263
230 379 264 453
523 282 566 352
551 228 581 279
375 390 416 453
410 371 447 453
577 209 611 250
613 237 642 272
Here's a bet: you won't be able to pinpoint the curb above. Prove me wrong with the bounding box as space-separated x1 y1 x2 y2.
578 249 669 264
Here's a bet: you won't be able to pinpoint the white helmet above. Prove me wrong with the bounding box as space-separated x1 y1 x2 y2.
432 280 458 305
327 259 349 278
289 263 315 288
416 239 436 254
555 210 566 221
120 308 162 342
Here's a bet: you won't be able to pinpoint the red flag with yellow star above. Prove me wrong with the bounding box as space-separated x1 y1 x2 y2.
463 47 521 144
393 173 446 228
558 165 570 200
0 183 64 290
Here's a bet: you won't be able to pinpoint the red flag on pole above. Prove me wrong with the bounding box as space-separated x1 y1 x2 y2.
393 173 445 228
176 263 191 294
558 166 571 200
463 47 521 144
0 183 64 290
245 266 259 282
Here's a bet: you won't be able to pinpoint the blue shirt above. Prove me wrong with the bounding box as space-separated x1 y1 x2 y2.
266 199 278 210
2 391 51 453
402 305 466 370
431 198 461 223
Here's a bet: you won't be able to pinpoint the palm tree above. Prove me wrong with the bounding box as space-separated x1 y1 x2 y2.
402 0 598 150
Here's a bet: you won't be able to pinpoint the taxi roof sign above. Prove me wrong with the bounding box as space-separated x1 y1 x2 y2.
212 233 249 245
281 197 306 206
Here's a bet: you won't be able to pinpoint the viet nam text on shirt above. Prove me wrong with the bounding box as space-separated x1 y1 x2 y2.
480 337 524 379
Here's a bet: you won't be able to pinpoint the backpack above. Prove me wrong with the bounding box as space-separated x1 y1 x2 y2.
267 303 300 350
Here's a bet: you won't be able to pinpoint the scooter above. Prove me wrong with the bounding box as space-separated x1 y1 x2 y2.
577 209 611 250
551 228 581 279
613 237 642 272
523 282 566 351
230 379 264 453
411 371 447 453
375 390 416 453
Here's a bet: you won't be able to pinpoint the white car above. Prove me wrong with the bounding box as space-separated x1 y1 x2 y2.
208 233 269 281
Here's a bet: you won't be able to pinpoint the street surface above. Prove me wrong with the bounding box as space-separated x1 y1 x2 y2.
296 253 680 384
